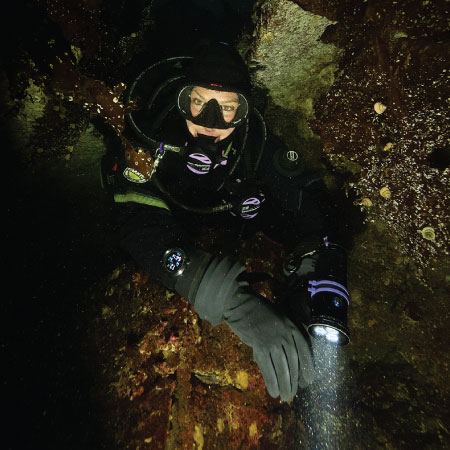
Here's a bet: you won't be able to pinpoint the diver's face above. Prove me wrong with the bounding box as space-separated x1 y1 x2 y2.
186 86 238 142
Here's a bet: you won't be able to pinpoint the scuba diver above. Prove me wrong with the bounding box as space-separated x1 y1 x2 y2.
103 41 350 402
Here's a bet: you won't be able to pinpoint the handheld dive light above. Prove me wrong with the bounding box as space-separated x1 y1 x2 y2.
306 241 350 346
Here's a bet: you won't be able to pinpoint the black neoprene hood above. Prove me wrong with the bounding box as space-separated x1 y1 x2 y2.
177 42 252 129
185 41 251 96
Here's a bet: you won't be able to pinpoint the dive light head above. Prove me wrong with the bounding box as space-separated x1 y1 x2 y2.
306 283 350 346
284 240 351 346
306 242 350 346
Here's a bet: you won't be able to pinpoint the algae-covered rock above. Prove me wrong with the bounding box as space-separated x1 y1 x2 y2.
303 0 450 270
246 0 342 139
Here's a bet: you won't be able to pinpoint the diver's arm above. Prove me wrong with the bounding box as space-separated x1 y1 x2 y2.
119 205 200 291
119 204 314 401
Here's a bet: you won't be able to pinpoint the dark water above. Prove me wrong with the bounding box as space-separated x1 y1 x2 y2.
151 0 255 51
3 1 257 449
5 169 121 449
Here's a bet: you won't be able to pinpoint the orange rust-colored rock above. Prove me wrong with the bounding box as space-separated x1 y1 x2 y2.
86 234 298 449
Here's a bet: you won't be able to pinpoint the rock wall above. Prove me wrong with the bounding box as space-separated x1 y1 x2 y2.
294 0 449 271
246 0 342 140
240 0 343 176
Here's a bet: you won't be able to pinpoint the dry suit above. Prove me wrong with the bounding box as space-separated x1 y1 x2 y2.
107 41 339 401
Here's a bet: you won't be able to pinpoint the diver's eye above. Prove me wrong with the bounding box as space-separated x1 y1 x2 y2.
191 97 204 107
220 105 237 113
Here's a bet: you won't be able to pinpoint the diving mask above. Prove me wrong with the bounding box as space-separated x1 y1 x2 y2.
177 85 249 129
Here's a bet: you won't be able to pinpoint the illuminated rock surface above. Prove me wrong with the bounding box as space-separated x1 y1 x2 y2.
296 0 450 270
246 0 342 139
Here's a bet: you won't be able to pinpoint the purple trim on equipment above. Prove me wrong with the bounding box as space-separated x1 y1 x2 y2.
308 279 350 304
186 153 212 175
243 197 261 206
241 197 261 219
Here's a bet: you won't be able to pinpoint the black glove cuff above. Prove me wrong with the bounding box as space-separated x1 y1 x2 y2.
174 249 212 303
193 255 247 326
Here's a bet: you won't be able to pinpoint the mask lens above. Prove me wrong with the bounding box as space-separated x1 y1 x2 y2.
177 85 194 117
177 85 248 129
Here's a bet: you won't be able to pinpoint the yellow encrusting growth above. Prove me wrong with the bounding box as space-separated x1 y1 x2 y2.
249 422 258 439
193 424 204 449
235 370 249 390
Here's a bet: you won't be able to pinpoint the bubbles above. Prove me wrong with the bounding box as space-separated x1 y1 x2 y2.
295 340 347 449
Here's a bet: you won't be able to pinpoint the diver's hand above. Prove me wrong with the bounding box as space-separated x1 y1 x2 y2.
193 255 314 401
225 290 315 399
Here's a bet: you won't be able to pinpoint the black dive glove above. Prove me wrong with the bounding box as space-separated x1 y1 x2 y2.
191 255 315 401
